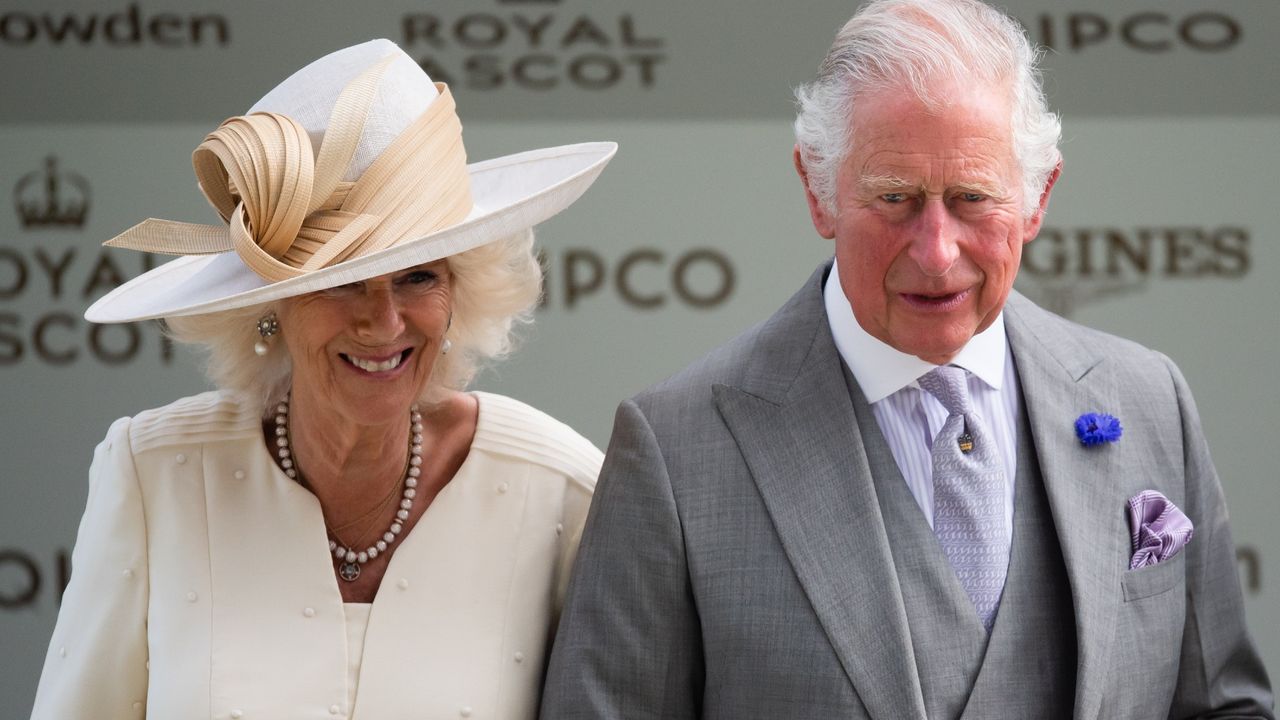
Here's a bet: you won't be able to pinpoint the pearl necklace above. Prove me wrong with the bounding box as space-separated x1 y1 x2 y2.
274 395 423 582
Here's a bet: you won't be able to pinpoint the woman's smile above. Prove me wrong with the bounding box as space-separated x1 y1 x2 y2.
340 348 414 375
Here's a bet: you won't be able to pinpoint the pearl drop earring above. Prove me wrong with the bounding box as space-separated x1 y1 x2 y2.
441 338 452 355
254 312 279 356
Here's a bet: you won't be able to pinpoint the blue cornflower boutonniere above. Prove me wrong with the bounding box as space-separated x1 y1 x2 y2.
1075 412 1122 446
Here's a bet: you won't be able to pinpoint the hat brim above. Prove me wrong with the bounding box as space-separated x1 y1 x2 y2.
85 141 616 323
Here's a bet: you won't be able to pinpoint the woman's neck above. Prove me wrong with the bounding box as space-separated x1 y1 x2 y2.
285 389 412 522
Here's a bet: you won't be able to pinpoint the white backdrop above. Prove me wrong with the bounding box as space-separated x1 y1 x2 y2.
2 0 1277 714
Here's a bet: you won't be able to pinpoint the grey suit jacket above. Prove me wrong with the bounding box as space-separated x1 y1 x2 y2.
541 261 1272 720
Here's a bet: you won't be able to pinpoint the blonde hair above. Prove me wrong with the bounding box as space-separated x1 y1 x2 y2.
165 229 542 414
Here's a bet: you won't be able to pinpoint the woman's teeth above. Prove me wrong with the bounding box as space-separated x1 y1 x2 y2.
347 354 402 372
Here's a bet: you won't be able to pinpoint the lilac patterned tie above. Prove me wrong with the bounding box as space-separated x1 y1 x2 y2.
917 366 1010 633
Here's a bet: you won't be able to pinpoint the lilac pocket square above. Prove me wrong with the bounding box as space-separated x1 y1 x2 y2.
1126 490 1194 570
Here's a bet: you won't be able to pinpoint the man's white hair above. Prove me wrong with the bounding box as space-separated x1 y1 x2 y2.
793 0 1061 217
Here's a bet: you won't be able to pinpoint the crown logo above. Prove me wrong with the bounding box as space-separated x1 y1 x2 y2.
14 156 90 229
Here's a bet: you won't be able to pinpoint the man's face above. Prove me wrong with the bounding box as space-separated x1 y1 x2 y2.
798 82 1057 364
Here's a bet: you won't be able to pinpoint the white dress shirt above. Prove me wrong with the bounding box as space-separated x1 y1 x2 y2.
824 259 1021 532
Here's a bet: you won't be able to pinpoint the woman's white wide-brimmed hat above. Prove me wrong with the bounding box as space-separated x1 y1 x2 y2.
86 39 616 323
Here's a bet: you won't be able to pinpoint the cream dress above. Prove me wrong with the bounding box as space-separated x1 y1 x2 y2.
31 390 601 719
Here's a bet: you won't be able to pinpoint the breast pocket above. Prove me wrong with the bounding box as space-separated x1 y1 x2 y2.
1120 552 1186 602
1108 551 1188 713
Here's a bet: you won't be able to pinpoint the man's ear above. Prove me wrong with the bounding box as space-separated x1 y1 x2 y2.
794 145 836 239
1022 160 1062 243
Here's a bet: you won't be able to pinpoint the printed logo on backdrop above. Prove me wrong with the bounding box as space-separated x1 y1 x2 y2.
0 4 229 47
1015 225 1249 318
539 246 734 310
401 0 665 92
0 548 69 610
1 155 171 367
16 157 88 229
1022 11 1241 53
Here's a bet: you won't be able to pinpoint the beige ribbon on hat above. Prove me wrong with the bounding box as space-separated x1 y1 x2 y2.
106 55 473 283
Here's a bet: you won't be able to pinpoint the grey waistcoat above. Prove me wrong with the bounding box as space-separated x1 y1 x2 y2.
846 366 1077 719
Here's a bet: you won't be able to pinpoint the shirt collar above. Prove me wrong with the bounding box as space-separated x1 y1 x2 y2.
824 258 1007 404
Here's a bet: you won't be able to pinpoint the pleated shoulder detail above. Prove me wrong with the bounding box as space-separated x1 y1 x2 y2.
470 392 602 490
128 391 264 453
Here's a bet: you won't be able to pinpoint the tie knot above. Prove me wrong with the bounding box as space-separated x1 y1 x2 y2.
918 365 973 416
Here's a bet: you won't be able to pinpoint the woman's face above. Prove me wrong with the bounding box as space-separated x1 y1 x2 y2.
277 260 452 427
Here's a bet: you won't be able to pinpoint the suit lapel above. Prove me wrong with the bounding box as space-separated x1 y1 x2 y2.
713 265 927 720
1005 294 1124 720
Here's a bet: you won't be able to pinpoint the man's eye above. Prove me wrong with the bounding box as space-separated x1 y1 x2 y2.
881 192 908 204
958 192 986 203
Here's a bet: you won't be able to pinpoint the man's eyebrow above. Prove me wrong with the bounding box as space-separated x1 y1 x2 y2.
857 173 1009 199
951 180 1010 198
858 173 916 191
